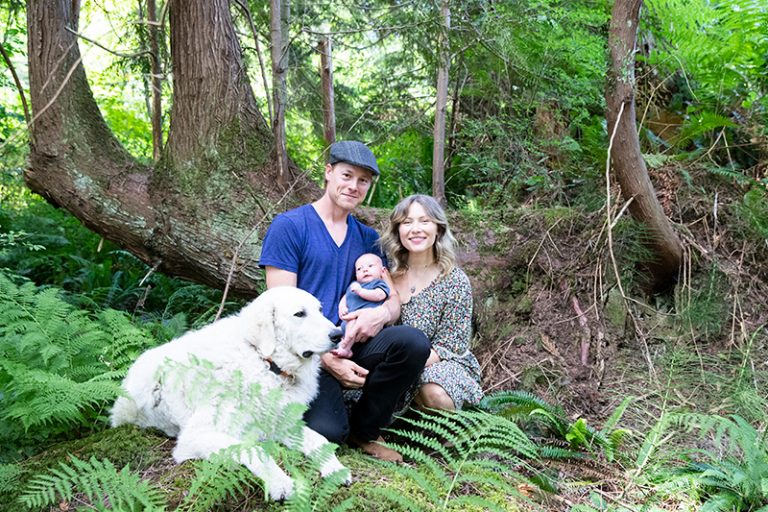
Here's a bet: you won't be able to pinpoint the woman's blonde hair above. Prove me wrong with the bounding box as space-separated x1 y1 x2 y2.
381 194 457 278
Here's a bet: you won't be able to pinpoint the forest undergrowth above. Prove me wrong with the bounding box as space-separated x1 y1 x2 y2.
2 164 768 511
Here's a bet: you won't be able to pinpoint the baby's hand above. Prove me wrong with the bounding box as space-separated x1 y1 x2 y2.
349 282 362 294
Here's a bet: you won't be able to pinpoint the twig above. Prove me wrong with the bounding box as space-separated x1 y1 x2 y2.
605 100 657 380
65 26 150 59
0 38 31 126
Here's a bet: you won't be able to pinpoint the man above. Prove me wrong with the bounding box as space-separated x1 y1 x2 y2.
259 140 430 462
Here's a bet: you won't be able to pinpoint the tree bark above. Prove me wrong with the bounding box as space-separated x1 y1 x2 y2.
25 0 318 297
318 36 336 146
432 0 450 207
606 0 682 290
147 0 163 162
270 0 289 189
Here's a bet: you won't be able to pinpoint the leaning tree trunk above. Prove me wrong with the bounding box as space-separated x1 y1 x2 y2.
606 0 683 291
25 0 318 296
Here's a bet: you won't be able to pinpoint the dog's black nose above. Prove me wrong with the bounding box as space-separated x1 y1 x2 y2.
330 328 342 344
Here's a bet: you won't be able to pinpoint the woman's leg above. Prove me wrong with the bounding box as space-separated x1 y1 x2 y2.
415 383 455 411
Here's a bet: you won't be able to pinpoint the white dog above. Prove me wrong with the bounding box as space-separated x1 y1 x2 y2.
110 286 349 501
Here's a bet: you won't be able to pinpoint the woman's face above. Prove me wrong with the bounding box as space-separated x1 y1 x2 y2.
398 201 438 257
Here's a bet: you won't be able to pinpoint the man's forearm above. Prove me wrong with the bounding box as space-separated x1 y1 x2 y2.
381 292 400 325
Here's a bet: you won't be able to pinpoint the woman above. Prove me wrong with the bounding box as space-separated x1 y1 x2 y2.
381 194 483 410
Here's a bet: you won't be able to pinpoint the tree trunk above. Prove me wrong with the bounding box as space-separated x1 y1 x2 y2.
147 0 163 162
318 35 336 146
432 0 450 207
270 0 289 189
25 0 318 297
606 0 682 291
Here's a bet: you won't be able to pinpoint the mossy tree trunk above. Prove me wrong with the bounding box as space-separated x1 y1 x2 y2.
25 0 319 296
606 0 683 291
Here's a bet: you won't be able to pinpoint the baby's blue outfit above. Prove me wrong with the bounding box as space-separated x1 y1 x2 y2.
340 279 390 334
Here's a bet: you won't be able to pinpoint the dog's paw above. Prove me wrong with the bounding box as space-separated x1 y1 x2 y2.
320 458 351 484
266 474 294 502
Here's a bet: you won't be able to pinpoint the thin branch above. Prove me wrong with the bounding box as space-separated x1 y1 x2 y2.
65 26 149 59
0 39 31 126
233 0 272 126
606 100 656 380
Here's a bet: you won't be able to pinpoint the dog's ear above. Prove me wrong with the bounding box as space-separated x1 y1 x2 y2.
250 300 276 357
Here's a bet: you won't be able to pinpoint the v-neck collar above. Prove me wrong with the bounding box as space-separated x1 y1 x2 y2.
309 204 349 249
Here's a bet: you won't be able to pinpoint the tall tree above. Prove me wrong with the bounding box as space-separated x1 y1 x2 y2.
431 0 450 207
270 0 289 189
25 0 317 296
318 35 336 146
146 0 163 161
606 0 683 290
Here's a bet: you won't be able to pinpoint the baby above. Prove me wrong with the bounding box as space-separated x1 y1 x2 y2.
333 253 390 358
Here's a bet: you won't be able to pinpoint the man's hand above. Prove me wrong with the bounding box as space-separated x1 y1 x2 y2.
340 305 389 344
321 353 369 388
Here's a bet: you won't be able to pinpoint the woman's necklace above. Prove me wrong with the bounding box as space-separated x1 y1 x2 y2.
408 263 438 295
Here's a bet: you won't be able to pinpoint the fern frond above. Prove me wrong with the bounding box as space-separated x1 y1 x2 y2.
19 456 165 511
378 408 538 510
177 455 259 512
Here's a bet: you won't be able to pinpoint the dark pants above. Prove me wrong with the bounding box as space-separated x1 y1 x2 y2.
304 325 430 444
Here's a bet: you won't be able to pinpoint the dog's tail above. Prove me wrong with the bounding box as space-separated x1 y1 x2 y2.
110 395 139 427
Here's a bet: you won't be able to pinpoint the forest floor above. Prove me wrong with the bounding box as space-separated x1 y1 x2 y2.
3 165 767 511
465 164 768 509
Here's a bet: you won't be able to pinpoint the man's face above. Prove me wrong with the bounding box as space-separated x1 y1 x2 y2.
324 162 374 211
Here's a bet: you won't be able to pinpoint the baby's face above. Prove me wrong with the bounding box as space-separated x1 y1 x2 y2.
355 255 384 283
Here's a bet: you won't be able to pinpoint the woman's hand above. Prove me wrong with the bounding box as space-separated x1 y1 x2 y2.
321 353 369 388
425 349 440 367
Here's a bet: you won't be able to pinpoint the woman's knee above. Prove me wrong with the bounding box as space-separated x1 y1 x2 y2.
416 383 455 411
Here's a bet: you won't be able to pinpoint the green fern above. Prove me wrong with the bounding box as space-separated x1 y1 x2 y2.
177 455 261 512
18 455 166 511
0 271 156 459
369 408 538 511
479 391 632 463
661 413 768 511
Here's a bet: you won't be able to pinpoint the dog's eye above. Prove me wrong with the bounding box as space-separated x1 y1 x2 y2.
301 350 313 358
294 309 306 318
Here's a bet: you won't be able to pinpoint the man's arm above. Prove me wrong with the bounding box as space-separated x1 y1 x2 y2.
265 266 297 288
341 271 400 343
266 266 370 387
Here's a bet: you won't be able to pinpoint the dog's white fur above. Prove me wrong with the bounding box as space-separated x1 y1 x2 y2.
111 286 348 501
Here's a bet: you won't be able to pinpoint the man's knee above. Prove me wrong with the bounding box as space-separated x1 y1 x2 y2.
387 325 430 361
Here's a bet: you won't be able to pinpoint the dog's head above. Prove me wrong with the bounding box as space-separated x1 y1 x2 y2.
241 287 341 373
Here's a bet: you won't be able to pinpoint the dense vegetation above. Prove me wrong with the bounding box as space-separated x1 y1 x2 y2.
2 0 767 510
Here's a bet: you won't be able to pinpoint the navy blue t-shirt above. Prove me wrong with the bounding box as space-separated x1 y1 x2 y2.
259 204 384 325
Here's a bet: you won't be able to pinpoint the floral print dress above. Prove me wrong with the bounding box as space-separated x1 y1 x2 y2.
399 267 484 409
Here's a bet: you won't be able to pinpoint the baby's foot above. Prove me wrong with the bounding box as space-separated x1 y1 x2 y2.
331 347 353 358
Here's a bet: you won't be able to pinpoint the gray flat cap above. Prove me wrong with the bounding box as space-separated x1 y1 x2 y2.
329 141 380 176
